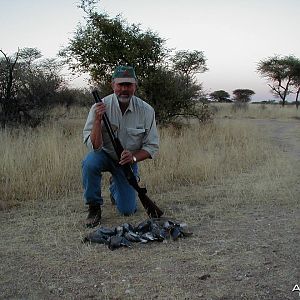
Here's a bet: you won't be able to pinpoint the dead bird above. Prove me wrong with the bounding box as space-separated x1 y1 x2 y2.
108 236 131 250
135 219 152 233
83 218 192 250
124 231 144 243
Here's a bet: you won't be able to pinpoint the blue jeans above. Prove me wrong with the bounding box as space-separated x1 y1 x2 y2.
82 150 138 215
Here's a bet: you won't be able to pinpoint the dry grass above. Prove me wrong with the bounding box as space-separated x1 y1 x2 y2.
141 120 272 193
0 107 276 209
0 119 86 209
1 105 299 299
213 102 300 120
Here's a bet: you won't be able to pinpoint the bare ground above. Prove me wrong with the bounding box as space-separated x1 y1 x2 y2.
1 119 299 300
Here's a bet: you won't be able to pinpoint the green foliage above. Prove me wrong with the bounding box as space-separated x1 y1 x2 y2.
60 12 167 84
209 90 231 102
138 67 210 125
171 50 208 84
0 48 64 127
54 88 93 107
60 6 210 125
257 55 300 106
232 89 255 103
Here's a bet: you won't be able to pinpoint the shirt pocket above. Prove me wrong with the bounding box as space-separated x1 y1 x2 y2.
126 128 146 149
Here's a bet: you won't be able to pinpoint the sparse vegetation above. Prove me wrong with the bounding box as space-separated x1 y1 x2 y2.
1 102 299 299
213 102 300 119
0 103 296 209
1 103 299 299
257 55 300 107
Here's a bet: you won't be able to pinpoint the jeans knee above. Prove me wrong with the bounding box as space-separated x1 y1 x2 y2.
82 157 97 174
116 197 137 216
82 151 106 175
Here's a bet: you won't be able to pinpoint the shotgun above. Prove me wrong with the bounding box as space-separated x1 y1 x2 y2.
92 90 163 218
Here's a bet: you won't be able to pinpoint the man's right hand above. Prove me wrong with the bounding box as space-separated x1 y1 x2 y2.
91 103 106 149
95 103 106 121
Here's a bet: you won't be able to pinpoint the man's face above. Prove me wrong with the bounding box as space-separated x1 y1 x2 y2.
112 82 136 103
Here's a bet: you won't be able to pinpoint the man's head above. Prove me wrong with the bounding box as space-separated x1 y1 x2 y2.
111 66 137 103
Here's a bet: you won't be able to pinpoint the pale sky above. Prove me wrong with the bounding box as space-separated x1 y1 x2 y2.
1 0 300 101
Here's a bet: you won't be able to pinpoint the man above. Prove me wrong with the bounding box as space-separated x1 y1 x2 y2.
82 66 159 228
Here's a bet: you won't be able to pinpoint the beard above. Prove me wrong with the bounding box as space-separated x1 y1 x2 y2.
118 94 132 103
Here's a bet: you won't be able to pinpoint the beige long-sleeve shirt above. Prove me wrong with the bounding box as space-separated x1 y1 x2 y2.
83 93 159 161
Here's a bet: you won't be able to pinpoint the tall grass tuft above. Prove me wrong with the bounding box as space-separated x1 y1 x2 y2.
0 121 86 209
140 120 272 192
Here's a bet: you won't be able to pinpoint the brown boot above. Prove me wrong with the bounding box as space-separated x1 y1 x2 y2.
85 204 101 228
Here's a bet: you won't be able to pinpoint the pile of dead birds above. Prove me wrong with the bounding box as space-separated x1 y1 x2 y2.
83 218 193 250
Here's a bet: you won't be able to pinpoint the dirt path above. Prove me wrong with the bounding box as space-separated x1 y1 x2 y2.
0 119 299 300
253 118 300 160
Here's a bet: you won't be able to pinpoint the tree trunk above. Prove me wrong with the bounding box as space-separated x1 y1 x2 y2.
281 77 292 107
0 50 19 127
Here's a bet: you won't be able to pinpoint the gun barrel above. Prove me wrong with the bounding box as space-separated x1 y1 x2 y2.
138 193 164 218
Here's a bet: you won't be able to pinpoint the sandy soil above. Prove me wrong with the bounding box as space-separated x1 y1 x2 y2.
0 119 299 300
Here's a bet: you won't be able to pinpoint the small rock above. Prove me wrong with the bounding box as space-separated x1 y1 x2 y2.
235 276 243 281
199 274 211 280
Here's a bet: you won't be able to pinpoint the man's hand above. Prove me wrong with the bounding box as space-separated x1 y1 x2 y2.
119 150 134 165
91 103 106 149
95 103 106 121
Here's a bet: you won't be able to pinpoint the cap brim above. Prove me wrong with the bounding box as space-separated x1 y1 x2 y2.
113 78 136 84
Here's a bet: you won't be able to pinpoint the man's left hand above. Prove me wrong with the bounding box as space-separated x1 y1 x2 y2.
119 150 134 165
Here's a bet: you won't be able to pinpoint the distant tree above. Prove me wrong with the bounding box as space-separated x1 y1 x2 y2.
257 55 300 107
291 63 300 109
209 90 231 102
0 48 64 127
54 87 93 107
232 89 255 102
231 89 255 112
171 50 208 86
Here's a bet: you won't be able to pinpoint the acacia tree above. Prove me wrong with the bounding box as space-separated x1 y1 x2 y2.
291 63 300 109
171 50 207 87
60 10 167 88
60 2 211 124
257 55 300 106
209 90 231 102
231 89 254 112
232 89 255 102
